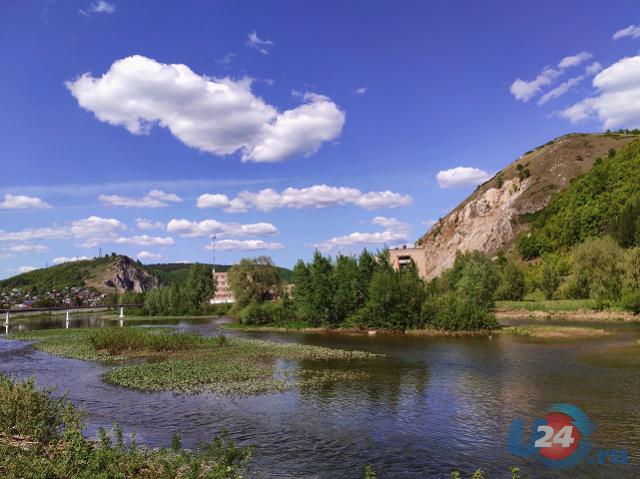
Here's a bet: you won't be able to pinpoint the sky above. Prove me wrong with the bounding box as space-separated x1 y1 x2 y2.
2 0 640 277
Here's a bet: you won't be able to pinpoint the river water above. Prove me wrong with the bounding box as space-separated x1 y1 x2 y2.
0 315 639 478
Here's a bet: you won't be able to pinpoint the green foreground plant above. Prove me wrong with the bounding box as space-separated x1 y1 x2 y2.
0 374 252 479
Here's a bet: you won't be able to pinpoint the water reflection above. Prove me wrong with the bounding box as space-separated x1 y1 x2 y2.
0 316 639 478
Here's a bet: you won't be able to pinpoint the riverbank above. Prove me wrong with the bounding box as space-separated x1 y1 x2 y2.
222 322 497 337
4 327 381 395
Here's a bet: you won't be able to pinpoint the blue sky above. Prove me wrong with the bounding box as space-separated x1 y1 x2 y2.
2 0 640 276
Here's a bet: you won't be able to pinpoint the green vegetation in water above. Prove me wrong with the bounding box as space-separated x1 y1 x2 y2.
0 374 252 479
6 327 380 395
502 325 610 339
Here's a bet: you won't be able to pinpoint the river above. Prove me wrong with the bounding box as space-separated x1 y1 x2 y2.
0 315 638 478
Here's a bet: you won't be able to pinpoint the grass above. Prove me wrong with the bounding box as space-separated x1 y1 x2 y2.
501 325 611 339
5 327 381 395
0 374 252 479
495 299 605 312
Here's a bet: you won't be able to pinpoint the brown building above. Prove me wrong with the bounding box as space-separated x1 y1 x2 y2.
388 245 429 278
210 271 235 304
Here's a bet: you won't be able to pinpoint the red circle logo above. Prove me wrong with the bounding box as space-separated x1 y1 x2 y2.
537 412 581 460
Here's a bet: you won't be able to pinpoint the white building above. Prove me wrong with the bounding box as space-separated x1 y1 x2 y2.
210 271 235 304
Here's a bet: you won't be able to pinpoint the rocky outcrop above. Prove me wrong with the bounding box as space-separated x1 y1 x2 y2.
416 133 640 279
102 256 159 293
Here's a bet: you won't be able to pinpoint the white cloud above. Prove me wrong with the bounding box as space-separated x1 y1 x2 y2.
354 87 367 95
558 51 592 69
136 251 167 262
71 216 125 239
216 52 235 68
0 226 69 242
52 256 90 265
314 216 411 252
0 194 51 210
538 76 584 106
436 166 492 188
114 235 175 246
510 67 562 102
613 25 640 40
205 239 285 251
246 31 274 55
167 219 278 238
559 56 640 129
3 244 48 253
18 266 37 274
511 51 592 102
586 62 603 75
79 1 116 17
135 218 165 230
66 56 343 163
99 189 182 208
197 185 413 212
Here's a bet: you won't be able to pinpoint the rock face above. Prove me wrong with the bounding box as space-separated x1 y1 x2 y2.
102 256 159 293
414 133 639 279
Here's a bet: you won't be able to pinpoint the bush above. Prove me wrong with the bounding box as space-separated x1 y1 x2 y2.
237 301 293 325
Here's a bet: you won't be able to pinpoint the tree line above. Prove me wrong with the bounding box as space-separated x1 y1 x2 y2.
229 250 521 331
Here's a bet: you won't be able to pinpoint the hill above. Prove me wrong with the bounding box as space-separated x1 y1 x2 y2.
413 132 640 278
0 254 158 294
516 136 640 258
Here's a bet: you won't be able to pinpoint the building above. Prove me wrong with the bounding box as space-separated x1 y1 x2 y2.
210 271 235 304
388 245 428 278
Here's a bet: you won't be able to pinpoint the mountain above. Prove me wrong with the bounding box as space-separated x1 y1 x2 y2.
0 255 158 293
414 132 640 279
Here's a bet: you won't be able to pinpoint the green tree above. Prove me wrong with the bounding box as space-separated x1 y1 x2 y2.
540 256 560 300
621 247 640 313
569 236 624 304
306 251 335 325
186 263 215 310
332 255 361 324
496 260 526 300
228 256 280 308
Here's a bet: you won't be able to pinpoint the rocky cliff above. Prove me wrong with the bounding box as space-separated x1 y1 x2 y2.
94 255 159 293
416 133 640 279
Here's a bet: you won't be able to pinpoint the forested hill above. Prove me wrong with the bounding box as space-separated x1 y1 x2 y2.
0 256 293 293
0 255 158 293
516 137 640 259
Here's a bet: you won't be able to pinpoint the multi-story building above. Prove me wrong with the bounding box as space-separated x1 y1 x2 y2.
210 271 235 304
388 245 429 278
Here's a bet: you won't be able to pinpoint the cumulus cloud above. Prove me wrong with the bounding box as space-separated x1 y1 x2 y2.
135 218 165 230
197 185 413 213
136 251 167 262
3 244 48 253
52 256 90 265
114 235 175 246
71 216 125 239
79 1 116 17
204 239 285 251
559 56 640 129
354 87 367 95
613 25 640 40
314 216 411 252
66 56 344 162
0 194 51 210
99 189 182 208
246 31 273 55
436 166 492 188
510 51 592 102
167 219 278 238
